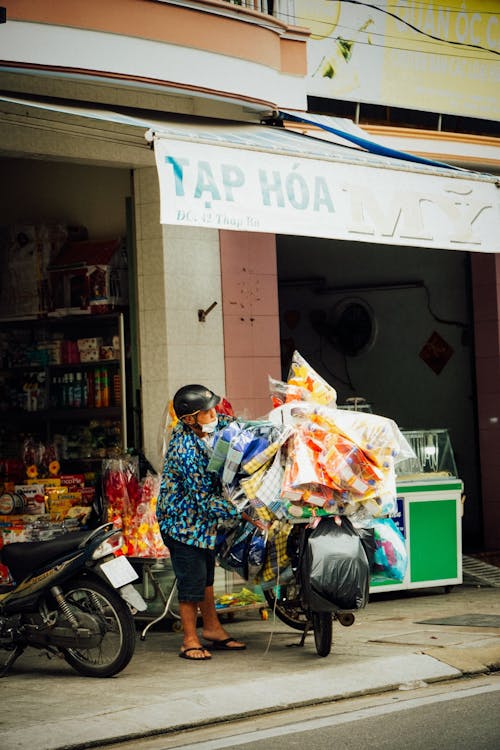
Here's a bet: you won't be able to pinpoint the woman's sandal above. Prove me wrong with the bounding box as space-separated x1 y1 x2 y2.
179 646 212 660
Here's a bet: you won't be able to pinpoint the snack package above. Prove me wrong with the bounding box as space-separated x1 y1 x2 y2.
287 351 337 408
319 432 384 496
268 376 309 409
121 473 169 558
312 406 415 469
102 456 141 531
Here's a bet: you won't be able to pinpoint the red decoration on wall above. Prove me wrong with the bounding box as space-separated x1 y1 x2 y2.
419 331 454 375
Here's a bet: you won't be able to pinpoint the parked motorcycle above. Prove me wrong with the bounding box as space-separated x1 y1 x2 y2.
263 520 363 657
0 522 147 677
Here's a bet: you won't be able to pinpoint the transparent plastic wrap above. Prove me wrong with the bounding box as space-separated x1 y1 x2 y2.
279 417 398 519
287 351 337 408
316 406 415 469
102 455 140 530
102 457 168 557
268 376 310 409
319 431 384 495
122 472 169 558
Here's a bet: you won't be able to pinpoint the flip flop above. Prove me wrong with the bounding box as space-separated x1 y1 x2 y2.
204 637 246 651
179 647 212 661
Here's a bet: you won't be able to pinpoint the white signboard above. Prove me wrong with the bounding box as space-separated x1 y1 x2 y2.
154 136 500 253
298 0 500 121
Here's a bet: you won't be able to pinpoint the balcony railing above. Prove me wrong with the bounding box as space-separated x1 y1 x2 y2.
223 0 295 25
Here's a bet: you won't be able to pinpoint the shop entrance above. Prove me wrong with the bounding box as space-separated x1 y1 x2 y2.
276 235 480 550
0 157 140 550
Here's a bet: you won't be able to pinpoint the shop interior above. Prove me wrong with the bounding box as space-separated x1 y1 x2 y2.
276 235 480 551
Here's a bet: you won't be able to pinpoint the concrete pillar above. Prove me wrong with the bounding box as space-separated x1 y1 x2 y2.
133 167 225 470
471 252 500 550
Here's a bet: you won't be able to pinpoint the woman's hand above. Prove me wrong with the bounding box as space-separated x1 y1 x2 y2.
241 511 268 532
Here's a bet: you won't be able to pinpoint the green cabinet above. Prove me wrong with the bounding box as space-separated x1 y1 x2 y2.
370 478 463 593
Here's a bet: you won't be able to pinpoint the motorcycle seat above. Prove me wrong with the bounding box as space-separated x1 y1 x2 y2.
1 531 90 584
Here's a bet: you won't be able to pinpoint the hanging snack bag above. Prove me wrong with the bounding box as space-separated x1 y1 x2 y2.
287 351 337 408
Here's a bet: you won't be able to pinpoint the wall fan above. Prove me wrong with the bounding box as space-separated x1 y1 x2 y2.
310 297 377 356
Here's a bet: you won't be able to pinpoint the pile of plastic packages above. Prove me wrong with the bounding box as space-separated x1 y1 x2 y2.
210 352 413 586
103 456 168 558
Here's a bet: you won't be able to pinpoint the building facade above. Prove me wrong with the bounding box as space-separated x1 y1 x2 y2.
0 0 499 550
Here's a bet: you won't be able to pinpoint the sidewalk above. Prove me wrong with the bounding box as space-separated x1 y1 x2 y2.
2 581 500 750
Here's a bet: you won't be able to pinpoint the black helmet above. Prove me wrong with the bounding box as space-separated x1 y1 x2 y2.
173 384 220 419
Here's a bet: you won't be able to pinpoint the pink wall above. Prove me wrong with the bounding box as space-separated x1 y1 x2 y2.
219 231 281 419
471 253 500 550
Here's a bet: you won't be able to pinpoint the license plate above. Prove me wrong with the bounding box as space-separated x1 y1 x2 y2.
99 555 138 588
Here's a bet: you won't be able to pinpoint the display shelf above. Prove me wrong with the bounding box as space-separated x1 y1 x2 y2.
0 312 129 464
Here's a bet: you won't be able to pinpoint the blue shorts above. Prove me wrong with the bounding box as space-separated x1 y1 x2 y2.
163 535 216 602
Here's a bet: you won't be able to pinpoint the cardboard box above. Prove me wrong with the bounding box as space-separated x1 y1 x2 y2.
26 477 61 488
79 349 100 362
78 337 103 351
59 474 85 489
49 238 127 314
100 345 117 360
15 484 46 515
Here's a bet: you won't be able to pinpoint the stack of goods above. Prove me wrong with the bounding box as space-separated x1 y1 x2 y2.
0 440 97 582
209 352 412 587
102 456 168 558
215 587 264 612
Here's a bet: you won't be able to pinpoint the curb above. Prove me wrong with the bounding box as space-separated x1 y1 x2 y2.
422 643 500 675
1 654 461 750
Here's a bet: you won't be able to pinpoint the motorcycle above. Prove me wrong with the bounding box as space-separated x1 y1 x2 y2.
263 520 359 657
0 522 147 677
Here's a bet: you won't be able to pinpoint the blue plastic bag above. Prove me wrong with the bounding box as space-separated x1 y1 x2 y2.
370 518 408 581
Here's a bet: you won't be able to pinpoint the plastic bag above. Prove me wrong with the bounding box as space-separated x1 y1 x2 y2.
300 517 370 612
287 351 337 408
216 521 267 581
319 431 384 496
366 517 408 581
268 376 309 409
258 520 293 583
312 406 416 469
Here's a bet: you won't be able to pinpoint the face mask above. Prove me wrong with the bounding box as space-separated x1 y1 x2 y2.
200 418 218 434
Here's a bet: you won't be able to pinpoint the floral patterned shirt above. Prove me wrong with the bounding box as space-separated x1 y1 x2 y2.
156 415 239 549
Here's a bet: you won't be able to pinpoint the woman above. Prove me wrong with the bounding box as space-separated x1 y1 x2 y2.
157 384 261 661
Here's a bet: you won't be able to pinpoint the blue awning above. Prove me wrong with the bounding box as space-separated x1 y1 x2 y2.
278 109 461 171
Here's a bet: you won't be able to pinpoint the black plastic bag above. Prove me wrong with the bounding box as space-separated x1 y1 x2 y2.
356 525 377 572
299 517 370 612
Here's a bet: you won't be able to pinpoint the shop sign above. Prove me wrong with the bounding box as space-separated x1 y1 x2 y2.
300 0 500 122
153 137 499 252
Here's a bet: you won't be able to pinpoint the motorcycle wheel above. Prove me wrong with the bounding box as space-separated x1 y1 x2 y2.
61 575 136 677
312 611 332 657
263 583 308 631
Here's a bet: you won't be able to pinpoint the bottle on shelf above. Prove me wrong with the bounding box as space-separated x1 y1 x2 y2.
86 370 95 408
74 371 83 408
101 367 109 408
67 372 75 408
94 367 102 408
62 373 69 408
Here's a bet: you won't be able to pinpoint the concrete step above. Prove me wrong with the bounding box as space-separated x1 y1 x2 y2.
462 555 500 587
